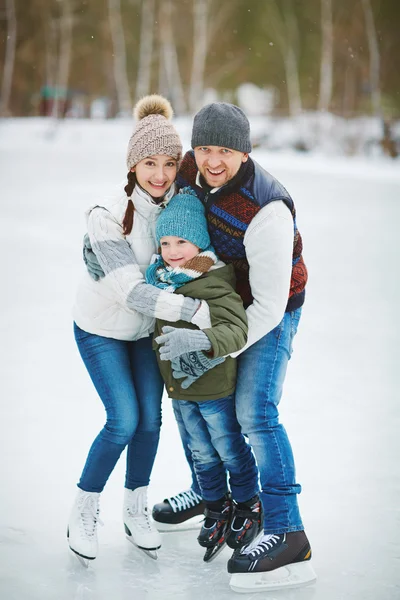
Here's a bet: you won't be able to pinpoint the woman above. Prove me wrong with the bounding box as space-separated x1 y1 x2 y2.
69 95 209 566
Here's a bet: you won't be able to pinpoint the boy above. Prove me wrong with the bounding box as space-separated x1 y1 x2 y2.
145 187 262 560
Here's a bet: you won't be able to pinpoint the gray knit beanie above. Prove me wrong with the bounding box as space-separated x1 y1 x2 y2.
191 102 252 153
126 94 183 170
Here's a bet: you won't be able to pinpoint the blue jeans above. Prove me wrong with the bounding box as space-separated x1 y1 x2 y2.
172 395 259 503
181 308 303 533
73 323 164 493
235 308 303 534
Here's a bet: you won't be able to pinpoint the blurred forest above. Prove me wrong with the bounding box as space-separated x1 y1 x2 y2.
0 0 399 119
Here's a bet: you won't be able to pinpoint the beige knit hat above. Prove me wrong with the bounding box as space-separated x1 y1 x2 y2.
126 95 182 170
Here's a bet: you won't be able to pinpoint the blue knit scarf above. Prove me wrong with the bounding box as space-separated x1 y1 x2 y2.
145 249 218 292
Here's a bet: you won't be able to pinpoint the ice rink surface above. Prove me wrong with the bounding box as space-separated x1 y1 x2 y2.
0 119 399 599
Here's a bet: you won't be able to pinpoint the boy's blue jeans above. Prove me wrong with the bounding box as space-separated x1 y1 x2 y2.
181 308 304 533
172 395 259 503
73 323 164 493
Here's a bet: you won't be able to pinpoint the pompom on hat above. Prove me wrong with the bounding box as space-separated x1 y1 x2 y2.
156 187 211 251
126 94 183 170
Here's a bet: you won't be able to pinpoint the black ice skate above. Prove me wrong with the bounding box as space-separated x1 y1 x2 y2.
198 495 233 562
152 489 205 532
228 530 316 592
226 494 263 550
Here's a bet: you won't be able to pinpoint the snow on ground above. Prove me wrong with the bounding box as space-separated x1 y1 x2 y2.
0 118 399 600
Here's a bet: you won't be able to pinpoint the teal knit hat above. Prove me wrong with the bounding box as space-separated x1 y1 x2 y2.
156 187 211 250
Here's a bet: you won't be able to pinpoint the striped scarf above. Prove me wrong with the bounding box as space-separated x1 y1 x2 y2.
146 249 218 292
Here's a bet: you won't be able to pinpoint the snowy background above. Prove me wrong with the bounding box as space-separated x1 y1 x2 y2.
0 117 399 600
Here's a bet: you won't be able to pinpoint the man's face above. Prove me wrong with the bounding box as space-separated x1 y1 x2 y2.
194 146 249 188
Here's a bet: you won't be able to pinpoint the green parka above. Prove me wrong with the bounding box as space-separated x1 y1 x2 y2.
153 263 248 402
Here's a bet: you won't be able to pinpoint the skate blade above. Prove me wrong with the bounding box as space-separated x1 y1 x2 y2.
229 561 317 593
69 548 94 569
154 515 204 533
126 535 160 560
203 540 227 563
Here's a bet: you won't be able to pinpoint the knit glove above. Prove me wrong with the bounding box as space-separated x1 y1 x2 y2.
83 233 105 281
155 326 212 361
171 352 225 389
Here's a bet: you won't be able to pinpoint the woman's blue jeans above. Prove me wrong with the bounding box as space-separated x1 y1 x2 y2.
181 308 304 533
73 323 164 493
172 395 259 503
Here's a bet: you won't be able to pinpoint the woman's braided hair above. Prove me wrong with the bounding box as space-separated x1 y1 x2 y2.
122 171 136 235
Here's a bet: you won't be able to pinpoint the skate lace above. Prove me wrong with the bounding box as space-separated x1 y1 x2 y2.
245 534 282 558
78 494 103 539
168 489 202 514
126 490 155 532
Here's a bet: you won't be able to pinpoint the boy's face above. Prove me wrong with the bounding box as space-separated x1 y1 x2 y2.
160 236 200 268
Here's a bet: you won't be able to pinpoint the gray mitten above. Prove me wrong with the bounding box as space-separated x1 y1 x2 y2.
171 351 225 389
155 326 212 361
83 233 105 281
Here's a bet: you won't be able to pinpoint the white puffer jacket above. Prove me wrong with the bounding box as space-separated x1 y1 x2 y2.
73 183 176 341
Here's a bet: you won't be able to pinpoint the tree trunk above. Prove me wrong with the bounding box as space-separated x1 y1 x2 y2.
318 0 333 112
135 0 155 101
45 18 58 90
265 0 302 116
108 0 132 116
284 46 302 116
361 0 381 117
52 0 73 120
188 0 208 113
158 0 186 114
0 0 17 117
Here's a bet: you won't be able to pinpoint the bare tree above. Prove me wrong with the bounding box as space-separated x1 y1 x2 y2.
135 0 155 101
108 0 132 116
158 0 186 114
361 0 381 117
188 0 208 113
0 0 17 117
51 0 73 120
318 0 333 112
45 17 58 91
264 0 302 116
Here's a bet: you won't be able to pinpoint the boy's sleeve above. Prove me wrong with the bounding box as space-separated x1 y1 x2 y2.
201 282 248 358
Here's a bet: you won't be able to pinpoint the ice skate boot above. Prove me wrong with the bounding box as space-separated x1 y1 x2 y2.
67 489 102 568
226 494 263 550
123 486 162 560
198 495 232 562
152 488 205 532
228 530 316 593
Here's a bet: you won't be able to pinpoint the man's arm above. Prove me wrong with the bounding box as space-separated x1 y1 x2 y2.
230 200 293 358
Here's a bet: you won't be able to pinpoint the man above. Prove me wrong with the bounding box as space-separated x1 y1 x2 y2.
84 103 315 592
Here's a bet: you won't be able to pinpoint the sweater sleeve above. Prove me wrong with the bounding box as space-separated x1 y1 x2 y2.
87 207 201 323
230 200 293 358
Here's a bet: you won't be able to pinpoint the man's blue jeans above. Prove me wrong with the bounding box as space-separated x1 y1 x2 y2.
74 323 164 493
181 308 303 533
172 395 259 503
235 308 303 534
